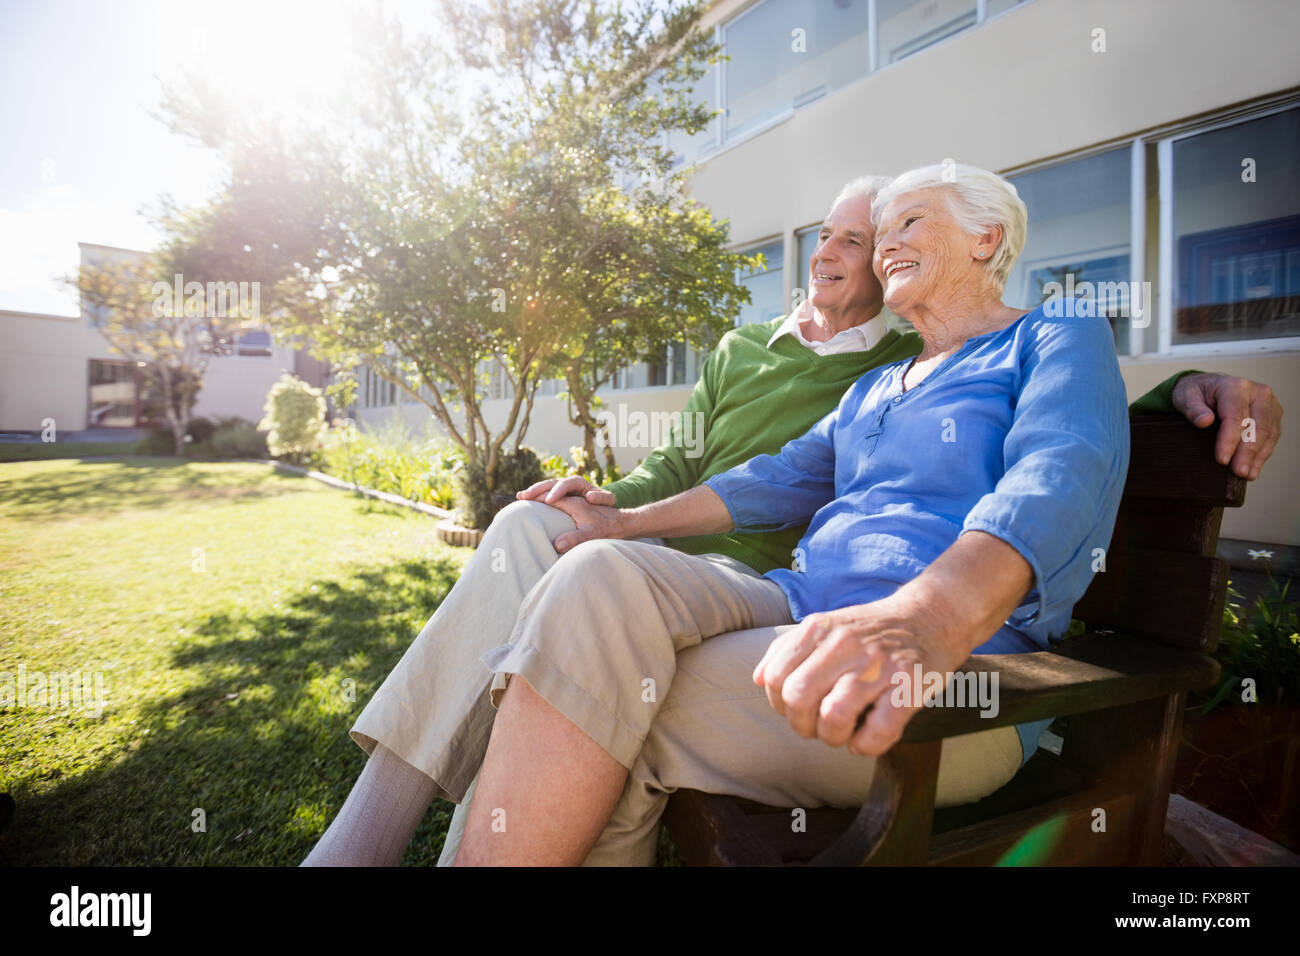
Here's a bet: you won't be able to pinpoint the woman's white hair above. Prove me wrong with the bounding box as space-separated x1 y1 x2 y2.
870 163 1027 293
831 174 894 213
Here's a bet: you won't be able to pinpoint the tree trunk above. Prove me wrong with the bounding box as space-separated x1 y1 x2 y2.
157 366 187 456
565 364 600 468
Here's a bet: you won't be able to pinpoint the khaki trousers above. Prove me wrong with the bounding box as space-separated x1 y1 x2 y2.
349 501 1023 866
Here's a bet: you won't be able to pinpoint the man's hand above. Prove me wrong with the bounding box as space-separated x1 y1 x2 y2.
516 475 617 507
1173 373 1283 480
752 598 966 757
542 495 629 554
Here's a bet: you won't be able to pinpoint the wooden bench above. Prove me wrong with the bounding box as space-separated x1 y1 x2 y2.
663 415 1248 866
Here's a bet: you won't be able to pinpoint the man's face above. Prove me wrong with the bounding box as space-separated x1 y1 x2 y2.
807 194 884 322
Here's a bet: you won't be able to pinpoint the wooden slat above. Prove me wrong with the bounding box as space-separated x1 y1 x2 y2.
895 632 1219 742
1124 417 1247 505
1061 695 1188 865
661 790 782 866
813 740 941 866
927 785 1138 866
1110 501 1227 558
1073 548 1230 650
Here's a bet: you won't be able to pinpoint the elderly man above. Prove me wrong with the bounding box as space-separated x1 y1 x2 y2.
303 174 1283 867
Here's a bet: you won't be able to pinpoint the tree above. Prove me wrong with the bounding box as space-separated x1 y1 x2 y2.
155 0 755 489
68 250 239 455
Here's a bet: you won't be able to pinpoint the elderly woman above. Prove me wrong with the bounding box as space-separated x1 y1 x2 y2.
450 163 1128 865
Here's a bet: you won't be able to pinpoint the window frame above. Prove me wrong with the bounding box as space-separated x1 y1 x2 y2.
1157 101 1300 358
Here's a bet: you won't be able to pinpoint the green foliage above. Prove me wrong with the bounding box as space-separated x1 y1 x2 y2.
158 0 751 476
536 447 624 487
207 417 269 459
134 428 178 456
186 416 219 444
139 416 269 459
259 374 327 464
1198 567 1300 715
457 447 547 531
318 419 463 511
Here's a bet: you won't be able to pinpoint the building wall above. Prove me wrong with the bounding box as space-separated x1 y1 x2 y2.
0 309 99 432
192 348 298 426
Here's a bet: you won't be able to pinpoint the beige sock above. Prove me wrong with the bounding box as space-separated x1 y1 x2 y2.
301 744 437 866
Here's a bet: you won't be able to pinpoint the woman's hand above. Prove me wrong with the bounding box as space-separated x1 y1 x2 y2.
517 475 617 506
752 597 969 757
754 531 1032 756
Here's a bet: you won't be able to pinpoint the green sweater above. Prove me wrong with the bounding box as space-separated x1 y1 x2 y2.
604 316 1189 574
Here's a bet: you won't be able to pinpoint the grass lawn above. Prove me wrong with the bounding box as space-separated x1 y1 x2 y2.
0 442 144 463
0 457 470 865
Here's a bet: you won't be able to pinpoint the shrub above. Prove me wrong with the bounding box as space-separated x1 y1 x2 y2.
133 427 176 456
259 374 327 464
1198 568 1299 715
185 416 218 444
209 417 269 459
456 447 546 530
318 419 463 511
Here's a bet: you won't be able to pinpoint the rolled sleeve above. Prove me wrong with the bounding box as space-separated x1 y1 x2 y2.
704 405 839 532
961 311 1130 629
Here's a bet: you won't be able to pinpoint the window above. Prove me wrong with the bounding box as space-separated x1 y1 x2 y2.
722 0 872 142
736 239 786 327
1166 106 1300 347
645 0 1034 164
235 328 272 356
1006 147 1135 353
87 359 139 427
876 0 977 65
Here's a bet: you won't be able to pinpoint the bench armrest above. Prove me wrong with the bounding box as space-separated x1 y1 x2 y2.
897 630 1220 743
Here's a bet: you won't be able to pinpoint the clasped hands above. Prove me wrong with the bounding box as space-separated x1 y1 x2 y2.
515 476 960 757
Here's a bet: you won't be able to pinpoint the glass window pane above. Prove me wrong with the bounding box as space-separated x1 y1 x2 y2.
88 359 137 428
1171 107 1300 345
1006 147 1133 352
724 0 871 142
877 0 977 65
736 239 785 326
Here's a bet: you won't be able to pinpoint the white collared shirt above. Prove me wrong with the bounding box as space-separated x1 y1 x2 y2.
766 299 886 356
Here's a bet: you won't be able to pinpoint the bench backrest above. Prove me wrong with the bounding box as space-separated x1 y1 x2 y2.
1072 416 1247 652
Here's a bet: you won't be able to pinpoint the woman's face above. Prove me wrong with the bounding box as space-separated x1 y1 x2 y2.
872 187 980 315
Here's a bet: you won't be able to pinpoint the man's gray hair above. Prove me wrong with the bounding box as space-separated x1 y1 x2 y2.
870 163 1027 293
831 174 894 213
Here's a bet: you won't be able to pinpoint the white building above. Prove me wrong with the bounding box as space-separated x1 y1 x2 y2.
0 242 314 435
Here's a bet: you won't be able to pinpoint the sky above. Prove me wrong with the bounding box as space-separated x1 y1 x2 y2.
0 0 441 316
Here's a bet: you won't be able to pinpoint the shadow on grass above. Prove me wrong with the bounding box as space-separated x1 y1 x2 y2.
0 554 465 866
0 458 302 521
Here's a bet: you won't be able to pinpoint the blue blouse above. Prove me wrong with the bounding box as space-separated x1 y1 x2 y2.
705 303 1130 765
